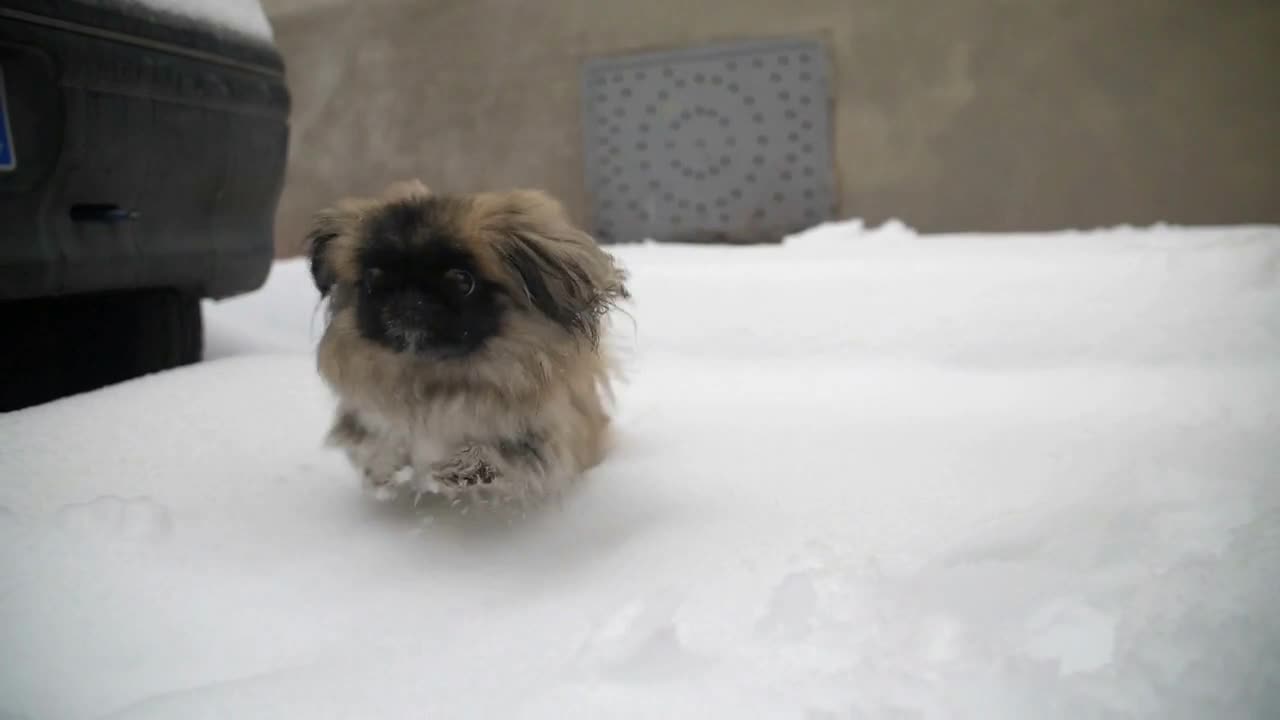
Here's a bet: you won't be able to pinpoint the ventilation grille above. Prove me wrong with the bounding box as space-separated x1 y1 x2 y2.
582 38 834 244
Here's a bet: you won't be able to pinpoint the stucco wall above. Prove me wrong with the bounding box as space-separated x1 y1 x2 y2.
265 0 1280 254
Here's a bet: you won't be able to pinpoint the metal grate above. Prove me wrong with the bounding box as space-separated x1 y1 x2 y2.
582 38 834 244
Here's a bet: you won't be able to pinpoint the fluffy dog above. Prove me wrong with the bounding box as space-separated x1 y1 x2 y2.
307 181 629 505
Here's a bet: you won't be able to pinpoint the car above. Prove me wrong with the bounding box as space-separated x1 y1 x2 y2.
0 0 289 410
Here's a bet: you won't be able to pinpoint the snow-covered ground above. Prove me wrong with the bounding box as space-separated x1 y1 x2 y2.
3 220 1279 719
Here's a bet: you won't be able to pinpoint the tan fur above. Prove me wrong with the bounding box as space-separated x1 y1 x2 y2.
308 182 628 505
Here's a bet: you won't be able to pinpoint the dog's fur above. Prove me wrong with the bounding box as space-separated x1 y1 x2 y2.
307 180 628 504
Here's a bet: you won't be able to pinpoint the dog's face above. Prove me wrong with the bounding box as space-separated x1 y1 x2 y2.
308 182 627 364
345 201 505 357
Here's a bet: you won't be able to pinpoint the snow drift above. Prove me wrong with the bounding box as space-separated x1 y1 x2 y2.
2 221 1278 719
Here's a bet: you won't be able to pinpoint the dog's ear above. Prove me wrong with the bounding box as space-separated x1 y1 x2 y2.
489 190 628 343
305 209 346 297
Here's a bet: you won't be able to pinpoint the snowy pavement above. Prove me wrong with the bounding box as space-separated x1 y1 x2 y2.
2 220 1279 719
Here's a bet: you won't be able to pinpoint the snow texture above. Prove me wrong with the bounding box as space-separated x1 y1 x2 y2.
2 220 1280 719
87 0 274 42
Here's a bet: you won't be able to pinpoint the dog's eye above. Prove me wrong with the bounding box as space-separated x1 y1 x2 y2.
444 269 475 297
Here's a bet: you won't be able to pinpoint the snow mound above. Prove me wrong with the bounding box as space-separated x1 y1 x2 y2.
2 221 1279 719
89 0 275 42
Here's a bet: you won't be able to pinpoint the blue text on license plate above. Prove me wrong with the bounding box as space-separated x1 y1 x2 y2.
0 67 15 171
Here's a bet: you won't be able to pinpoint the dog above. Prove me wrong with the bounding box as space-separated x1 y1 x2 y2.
306 180 629 505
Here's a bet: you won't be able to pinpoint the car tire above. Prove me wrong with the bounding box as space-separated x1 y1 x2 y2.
0 288 203 411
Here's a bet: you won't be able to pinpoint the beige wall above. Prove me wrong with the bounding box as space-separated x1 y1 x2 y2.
266 0 1280 255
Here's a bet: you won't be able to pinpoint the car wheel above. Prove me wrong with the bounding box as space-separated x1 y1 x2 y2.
0 288 203 411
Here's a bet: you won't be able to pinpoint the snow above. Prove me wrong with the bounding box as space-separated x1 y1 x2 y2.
88 0 275 42
3 220 1280 719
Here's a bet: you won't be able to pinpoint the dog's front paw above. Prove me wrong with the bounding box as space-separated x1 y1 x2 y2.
362 464 414 501
424 446 500 494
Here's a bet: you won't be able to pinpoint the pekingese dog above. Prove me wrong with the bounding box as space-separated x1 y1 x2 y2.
307 180 629 505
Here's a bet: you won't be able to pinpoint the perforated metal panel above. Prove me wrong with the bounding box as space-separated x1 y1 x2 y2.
582 38 834 244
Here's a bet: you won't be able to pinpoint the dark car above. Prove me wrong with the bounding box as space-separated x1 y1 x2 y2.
0 0 289 410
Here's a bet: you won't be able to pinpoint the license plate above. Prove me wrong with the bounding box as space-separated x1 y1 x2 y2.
0 67 15 171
